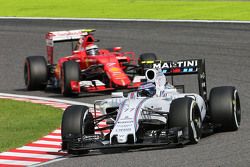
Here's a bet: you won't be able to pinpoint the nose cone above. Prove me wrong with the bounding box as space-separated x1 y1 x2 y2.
106 66 131 86
117 134 127 143
97 55 131 87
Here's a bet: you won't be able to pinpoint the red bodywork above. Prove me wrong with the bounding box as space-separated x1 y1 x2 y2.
46 29 139 94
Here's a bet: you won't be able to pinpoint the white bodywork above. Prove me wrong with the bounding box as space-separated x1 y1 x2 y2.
98 69 206 144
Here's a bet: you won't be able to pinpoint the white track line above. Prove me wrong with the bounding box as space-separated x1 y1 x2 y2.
0 93 92 107
0 152 61 159
0 159 39 166
17 146 60 152
52 129 61 134
0 17 250 24
31 157 68 167
44 135 61 139
33 140 62 146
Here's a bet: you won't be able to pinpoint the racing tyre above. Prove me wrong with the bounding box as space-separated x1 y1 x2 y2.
139 53 157 63
24 56 48 90
61 105 95 155
209 86 241 131
138 53 157 74
61 61 80 97
168 97 202 144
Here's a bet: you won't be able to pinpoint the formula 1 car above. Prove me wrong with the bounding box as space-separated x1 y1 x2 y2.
24 29 157 96
61 59 241 154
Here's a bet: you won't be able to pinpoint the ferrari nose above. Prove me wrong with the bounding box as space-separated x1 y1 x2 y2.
100 56 131 87
106 66 131 87
112 77 131 87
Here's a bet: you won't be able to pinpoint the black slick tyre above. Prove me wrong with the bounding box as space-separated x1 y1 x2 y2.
61 61 80 97
138 53 157 74
139 53 157 63
168 97 202 144
61 105 94 155
24 56 48 90
209 86 241 131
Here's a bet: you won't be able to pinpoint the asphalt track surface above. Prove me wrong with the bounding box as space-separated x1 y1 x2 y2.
0 19 249 167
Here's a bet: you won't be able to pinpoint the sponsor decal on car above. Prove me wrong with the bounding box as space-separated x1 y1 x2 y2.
153 60 198 69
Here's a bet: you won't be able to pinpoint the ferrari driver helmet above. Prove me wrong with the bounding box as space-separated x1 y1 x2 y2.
86 44 99 56
138 82 156 97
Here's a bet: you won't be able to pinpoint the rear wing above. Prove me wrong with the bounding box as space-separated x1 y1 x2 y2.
46 29 95 44
45 29 95 64
142 59 207 101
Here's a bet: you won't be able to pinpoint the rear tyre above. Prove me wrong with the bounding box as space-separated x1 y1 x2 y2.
61 105 95 155
61 61 80 97
168 97 202 144
209 86 241 131
24 56 48 90
139 53 157 63
138 53 157 74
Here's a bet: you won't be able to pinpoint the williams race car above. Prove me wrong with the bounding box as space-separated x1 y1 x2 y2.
61 59 241 154
24 29 157 96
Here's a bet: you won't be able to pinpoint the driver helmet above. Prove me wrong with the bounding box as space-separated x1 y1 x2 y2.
86 44 99 56
138 82 156 97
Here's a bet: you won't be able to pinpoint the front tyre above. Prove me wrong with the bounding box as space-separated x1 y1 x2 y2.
61 105 94 155
168 97 202 144
61 61 80 97
24 56 48 90
209 86 241 131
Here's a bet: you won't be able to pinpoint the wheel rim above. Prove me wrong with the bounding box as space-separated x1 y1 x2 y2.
190 102 201 142
81 110 89 136
82 115 85 136
193 115 202 140
24 61 30 86
233 90 241 128
61 68 65 94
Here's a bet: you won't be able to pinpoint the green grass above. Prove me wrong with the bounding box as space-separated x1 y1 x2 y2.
0 99 63 152
0 0 250 20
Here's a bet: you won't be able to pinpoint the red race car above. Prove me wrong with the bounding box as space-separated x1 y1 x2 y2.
24 29 157 96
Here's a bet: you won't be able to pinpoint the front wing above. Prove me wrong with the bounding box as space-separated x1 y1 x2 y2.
63 127 190 153
70 79 141 93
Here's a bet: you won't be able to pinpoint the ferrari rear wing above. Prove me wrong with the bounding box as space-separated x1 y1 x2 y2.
142 59 207 102
45 29 95 64
46 29 95 44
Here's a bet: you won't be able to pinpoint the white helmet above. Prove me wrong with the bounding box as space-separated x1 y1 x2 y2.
86 44 99 56
137 82 156 97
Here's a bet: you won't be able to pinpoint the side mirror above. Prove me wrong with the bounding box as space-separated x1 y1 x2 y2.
113 47 122 52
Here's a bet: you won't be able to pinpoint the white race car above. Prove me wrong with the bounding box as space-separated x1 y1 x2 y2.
61 59 241 155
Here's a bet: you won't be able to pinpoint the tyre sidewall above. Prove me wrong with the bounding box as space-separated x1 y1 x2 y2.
61 105 94 154
138 53 157 74
61 61 80 96
209 86 241 131
168 97 201 144
24 56 48 90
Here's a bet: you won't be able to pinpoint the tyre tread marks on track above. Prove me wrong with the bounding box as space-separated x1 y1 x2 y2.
0 95 106 167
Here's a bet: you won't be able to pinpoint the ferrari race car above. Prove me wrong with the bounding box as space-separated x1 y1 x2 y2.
24 29 157 96
61 59 241 155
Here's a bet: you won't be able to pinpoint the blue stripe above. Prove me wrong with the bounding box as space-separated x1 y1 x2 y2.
114 99 127 126
134 98 149 130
